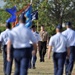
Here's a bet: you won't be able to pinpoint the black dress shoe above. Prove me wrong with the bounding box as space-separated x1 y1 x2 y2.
66 72 71 75
42 59 45 62
40 59 42 62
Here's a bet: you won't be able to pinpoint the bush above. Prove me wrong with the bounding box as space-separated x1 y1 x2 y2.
0 26 6 33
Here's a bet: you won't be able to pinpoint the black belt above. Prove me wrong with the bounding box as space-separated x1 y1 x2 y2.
14 47 31 50
3 45 13 47
3 45 7 47
54 52 67 54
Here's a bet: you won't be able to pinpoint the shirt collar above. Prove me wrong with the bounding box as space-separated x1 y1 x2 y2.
56 32 61 35
6 29 10 31
32 30 36 32
67 28 71 30
19 23 25 27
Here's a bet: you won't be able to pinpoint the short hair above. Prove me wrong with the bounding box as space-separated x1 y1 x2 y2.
41 25 44 27
6 22 11 29
56 24 62 30
66 22 72 26
19 13 26 23
31 25 36 28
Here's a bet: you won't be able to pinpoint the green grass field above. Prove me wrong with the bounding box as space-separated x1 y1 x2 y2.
0 51 75 75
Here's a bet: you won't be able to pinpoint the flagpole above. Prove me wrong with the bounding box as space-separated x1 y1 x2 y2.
37 6 39 32
37 20 39 32
30 0 32 4
30 0 39 31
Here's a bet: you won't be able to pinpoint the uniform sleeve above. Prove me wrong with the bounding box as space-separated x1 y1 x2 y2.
49 37 54 46
29 30 37 43
8 31 14 43
0 33 3 42
62 31 67 37
0 34 1 42
66 39 69 47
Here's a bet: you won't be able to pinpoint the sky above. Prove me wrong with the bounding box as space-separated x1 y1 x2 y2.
0 0 6 8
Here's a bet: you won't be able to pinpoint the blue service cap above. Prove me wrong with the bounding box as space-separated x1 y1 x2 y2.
56 24 62 29
66 22 72 26
6 22 11 27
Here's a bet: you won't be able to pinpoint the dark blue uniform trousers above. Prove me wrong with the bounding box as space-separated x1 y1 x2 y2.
53 52 66 75
65 46 75 74
13 47 31 75
29 45 37 68
3 45 13 75
31 45 37 68
31 54 37 68
28 45 33 68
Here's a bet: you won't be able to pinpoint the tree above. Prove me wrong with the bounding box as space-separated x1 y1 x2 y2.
47 0 75 25
1 0 75 25
1 0 75 35
0 0 30 23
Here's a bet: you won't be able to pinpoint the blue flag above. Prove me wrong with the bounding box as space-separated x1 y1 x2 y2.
31 10 38 21
25 21 32 28
6 6 17 15
24 5 32 28
6 6 17 23
6 15 16 23
25 5 32 19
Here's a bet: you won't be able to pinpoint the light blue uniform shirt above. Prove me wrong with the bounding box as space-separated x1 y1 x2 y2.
0 29 11 45
49 33 69 53
30 31 41 44
62 28 75 46
9 23 37 48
